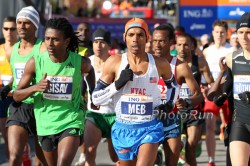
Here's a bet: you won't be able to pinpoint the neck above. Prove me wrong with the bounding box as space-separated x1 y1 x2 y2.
95 53 110 64
4 40 16 50
215 41 226 49
50 51 68 63
20 37 37 48
127 52 147 65
244 49 250 60
178 54 192 63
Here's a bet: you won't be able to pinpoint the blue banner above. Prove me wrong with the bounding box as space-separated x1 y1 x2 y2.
218 6 250 19
179 6 218 36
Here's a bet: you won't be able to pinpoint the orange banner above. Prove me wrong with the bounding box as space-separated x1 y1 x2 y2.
180 0 217 6
218 0 250 5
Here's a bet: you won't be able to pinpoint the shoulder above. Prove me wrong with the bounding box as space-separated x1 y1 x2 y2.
176 60 190 74
40 42 47 53
154 55 169 68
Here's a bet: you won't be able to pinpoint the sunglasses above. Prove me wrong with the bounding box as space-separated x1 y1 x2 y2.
3 27 16 31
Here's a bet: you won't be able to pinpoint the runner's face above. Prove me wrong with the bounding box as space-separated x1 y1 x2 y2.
2 21 17 42
176 36 192 59
125 27 147 55
16 18 36 39
77 23 90 43
237 27 250 51
212 25 227 45
152 30 171 57
93 40 110 57
45 28 70 56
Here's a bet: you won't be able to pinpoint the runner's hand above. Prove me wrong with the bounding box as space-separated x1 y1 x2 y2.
36 73 49 92
115 64 133 90
238 91 250 104
0 85 11 100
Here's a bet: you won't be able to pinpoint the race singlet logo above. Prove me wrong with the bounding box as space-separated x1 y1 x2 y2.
233 75 250 100
120 94 153 122
14 63 25 85
179 83 192 99
43 76 73 100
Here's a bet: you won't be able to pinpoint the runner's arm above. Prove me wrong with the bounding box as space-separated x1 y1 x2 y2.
13 57 47 102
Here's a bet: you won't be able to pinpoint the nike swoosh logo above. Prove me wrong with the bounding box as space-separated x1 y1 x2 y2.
192 71 197 75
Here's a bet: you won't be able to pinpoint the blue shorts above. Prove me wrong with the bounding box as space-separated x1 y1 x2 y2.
162 113 181 139
111 120 164 161
0 97 13 118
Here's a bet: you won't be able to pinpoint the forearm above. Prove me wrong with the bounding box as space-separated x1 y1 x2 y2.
207 71 225 101
188 91 204 106
92 80 118 106
13 86 36 102
223 68 233 95
85 67 96 93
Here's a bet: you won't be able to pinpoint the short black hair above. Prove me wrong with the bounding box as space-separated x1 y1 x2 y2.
3 16 16 23
154 23 175 41
45 18 79 53
175 25 185 33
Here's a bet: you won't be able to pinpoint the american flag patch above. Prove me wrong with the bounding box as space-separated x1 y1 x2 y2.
150 77 157 83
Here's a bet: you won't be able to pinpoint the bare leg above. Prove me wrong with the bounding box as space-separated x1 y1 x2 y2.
230 141 250 166
8 125 29 166
42 150 57 166
57 136 80 166
163 136 181 166
34 135 47 166
107 138 118 163
205 115 216 161
185 125 202 166
84 120 102 166
137 143 159 166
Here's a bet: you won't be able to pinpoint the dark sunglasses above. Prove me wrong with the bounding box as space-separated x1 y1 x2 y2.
3 27 16 31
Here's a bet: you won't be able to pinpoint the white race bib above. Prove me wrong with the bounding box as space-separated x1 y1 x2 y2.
43 76 73 100
120 94 153 122
234 75 250 100
179 83 192 99
14 63 25 85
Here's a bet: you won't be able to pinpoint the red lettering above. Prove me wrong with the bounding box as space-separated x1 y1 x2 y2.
130 88 146 95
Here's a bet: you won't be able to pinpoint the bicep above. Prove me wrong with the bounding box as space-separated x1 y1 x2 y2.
17 57 36 89
200 59 214 84
184 68 201 94
99 61 116 84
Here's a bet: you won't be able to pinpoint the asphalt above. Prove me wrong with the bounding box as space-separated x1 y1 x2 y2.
0 135 227 166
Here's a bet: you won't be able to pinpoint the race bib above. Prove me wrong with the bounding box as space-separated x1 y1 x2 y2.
158 78 167 104
1 75 12 86
233 75 250 100
179 83 192 98
14 63 25 85
120 94 153 122
43 76 73 100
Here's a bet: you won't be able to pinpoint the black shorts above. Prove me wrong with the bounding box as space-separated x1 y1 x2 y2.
181 109 205 129
6 102 37 136
230 120 250 144
38 128 83 152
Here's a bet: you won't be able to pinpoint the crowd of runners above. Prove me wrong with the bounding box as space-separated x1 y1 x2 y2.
0 5 250 166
